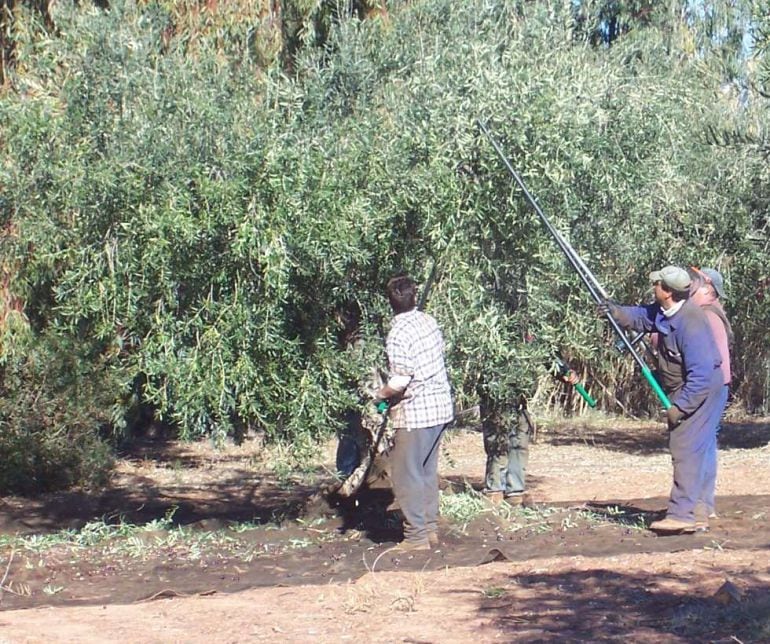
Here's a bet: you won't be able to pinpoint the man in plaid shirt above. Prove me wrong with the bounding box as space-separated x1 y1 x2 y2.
375 275 454 551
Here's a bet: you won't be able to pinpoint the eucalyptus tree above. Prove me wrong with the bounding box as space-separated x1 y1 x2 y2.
0 0 388 85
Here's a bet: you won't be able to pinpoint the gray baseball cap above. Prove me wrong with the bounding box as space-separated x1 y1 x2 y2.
649 265 691 291
701 268 725 299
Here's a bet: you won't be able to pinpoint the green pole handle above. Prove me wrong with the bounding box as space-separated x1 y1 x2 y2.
573 382 597 408
641 365 671 409
376 401 388 415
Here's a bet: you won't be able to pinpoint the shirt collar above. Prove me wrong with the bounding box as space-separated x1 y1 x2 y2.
394 308 419 320
661 300 685 318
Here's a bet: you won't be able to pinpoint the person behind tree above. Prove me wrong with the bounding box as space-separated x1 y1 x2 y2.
374 275 454 551
479 388 530 505
688 266 733 527
602 265 723 534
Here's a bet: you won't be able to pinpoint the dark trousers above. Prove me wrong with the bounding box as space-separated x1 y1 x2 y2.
389 424 445 543
667 373 724 522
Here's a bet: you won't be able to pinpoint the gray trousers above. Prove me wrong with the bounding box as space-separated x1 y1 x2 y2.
667 372 724 522
697 384 729 516
389 424 445 543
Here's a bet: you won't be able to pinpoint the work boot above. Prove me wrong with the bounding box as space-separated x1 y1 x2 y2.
695 501 718 522
694 506 709 532
391 539 431 553
427 531 439 548
649 516 697 534
482 489 504 505
504 491 528 506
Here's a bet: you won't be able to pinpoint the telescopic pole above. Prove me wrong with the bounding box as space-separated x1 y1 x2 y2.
477 120 671 409
554 226 655 361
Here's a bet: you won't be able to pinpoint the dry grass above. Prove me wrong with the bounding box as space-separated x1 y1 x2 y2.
343 570 428 615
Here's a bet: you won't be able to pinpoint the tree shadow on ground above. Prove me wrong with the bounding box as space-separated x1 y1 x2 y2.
541 418 770 456
0 433 326 534
471 568 770 642
719 420 770 450
116 433 244 468
541 420 667 455
2 417 766 541
0 431 407 542
323 486 404 543
0 475 319 534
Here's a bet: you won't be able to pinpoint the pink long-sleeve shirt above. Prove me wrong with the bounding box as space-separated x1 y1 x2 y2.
691 290 731 385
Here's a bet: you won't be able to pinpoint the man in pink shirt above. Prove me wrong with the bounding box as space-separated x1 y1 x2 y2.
689 267 733 527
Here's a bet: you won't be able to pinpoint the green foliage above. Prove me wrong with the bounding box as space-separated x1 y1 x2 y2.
1 0 770 494
0 324 119 493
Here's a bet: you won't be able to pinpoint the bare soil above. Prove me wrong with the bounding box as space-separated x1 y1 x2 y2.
0 416 769 643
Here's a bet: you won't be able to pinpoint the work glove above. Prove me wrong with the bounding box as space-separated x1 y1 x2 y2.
597 299 619 318
666 405 685 430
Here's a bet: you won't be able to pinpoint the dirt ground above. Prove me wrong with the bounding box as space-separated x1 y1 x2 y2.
0 415 769 643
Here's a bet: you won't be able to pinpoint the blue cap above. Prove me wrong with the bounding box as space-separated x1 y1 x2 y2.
701 268 725 299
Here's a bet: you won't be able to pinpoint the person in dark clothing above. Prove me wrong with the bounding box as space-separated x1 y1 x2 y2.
480 394 530 505
602 265 723 534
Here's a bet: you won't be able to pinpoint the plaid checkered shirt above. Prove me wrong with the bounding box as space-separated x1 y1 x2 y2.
385 309 454 430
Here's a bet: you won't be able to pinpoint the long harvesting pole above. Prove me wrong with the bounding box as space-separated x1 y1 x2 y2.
554 225 655 361
477 120 671 409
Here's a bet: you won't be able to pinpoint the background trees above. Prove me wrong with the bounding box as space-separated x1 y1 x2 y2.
1 0 769 491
